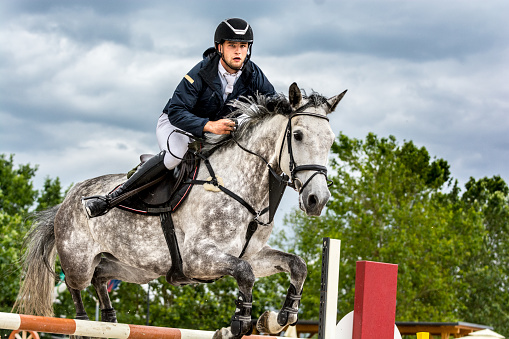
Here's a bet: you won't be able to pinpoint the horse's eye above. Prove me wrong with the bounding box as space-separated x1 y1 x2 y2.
293 131 303 141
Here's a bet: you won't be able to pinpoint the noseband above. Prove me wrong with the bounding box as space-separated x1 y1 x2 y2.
278 112 331 193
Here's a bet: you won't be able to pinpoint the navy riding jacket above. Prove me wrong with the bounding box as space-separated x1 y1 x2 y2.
162 51 276 137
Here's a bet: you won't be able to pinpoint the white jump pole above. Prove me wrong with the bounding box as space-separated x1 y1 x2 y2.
318 237 341 339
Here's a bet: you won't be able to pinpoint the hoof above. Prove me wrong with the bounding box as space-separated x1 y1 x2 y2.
213 327 233 339
256 311 285 334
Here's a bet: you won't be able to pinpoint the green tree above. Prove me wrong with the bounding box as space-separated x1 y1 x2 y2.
456 176 509 333
36 177 64 211
280 133 508 336
0 154 38 215
0 212 28 312
0 154 39 313
0 154 66 315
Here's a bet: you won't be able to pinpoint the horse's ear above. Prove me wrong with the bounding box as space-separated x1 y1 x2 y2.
289 82 302 108
327 89 347 114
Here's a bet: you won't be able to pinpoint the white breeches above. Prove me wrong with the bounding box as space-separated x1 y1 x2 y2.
156 113 249 170
156 114 191 170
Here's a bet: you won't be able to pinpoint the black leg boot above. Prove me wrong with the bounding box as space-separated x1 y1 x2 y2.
83 152 169 218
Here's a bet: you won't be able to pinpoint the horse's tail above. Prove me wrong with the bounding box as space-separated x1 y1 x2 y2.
12 204 60 317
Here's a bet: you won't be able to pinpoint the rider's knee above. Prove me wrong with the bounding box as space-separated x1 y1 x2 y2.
163 151 182 170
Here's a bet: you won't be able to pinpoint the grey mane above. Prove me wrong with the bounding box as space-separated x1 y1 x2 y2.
201 93 289 153
201 91 328 153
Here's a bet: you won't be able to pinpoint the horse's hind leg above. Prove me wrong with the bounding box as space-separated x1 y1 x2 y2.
66 280 90 320
91 255 160 323
89 256 132 323
91 274 117 323
246 246 308 334
66 282 93 339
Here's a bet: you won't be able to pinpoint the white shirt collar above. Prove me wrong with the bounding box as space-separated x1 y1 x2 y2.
218 61 242 101
218 61 242 78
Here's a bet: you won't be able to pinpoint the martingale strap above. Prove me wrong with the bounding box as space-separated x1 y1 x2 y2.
185 153 270 223
184 153 271 258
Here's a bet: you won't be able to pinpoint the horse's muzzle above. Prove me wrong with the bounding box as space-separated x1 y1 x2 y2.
299 186 330 216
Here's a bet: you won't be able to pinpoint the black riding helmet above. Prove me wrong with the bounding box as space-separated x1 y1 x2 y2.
214 18 253 65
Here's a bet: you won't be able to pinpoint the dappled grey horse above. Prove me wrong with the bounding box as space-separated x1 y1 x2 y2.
14 83 346 339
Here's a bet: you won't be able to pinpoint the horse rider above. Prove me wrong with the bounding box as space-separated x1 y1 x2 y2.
84 18 283 218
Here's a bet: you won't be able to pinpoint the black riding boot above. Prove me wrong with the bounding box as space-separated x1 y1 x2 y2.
83 152 169 218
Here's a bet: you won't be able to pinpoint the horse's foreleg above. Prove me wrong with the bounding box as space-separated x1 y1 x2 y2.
212 258 255 339
229 259 255 338
246 246 307 335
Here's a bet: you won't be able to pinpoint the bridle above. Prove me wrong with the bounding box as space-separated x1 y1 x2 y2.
278 111 331 193
231 109 331 194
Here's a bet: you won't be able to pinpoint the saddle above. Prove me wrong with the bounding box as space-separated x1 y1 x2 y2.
117 151 198 215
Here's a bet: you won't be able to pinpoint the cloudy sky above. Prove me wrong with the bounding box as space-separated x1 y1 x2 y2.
1 0 508 226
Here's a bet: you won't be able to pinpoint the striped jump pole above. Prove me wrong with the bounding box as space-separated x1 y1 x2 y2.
0 312 287 339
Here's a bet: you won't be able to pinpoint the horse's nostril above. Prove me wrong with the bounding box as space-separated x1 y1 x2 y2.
307 194 318 208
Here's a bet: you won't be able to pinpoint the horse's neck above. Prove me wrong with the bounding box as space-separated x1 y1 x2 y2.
206 115 286 207
236 114 285 174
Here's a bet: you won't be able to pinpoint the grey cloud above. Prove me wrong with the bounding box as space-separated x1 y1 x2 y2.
1 0 508 229
1 0 147 17
255 1 508 62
